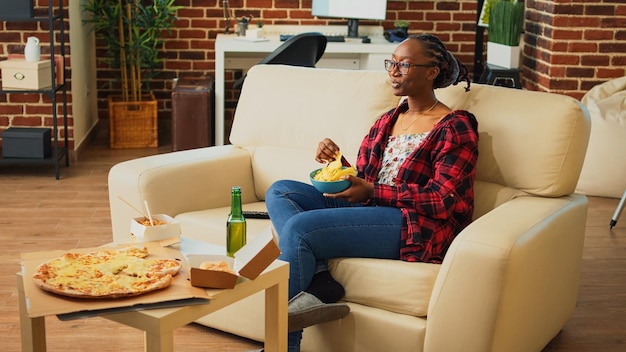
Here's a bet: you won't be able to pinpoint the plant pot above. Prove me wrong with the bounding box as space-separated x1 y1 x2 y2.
487 41 521 69
236 21 248 36
245 28 263 39
395 27 408 36
108 93 158 149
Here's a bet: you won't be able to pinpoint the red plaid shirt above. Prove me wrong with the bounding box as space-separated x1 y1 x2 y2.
355 101 479 263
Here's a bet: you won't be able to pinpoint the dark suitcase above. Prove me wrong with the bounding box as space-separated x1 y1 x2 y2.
171 76 215 151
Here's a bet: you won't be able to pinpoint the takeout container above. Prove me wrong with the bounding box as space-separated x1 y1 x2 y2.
188 227 281 289
130 214 181 242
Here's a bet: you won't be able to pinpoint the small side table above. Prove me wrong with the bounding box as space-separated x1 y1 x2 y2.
478 63 522 89
18 260 289 352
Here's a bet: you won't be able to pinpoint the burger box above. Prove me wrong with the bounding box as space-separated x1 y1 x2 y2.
130 214 181 242
0 58 52 90
20 241 210 320
188 227 281 289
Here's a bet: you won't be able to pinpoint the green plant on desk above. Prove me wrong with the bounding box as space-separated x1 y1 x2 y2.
488 0 525 46
393 19 409 34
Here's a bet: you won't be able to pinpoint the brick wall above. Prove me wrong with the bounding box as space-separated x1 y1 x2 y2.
524 0 626 100
1 0 625 148
174 0 481 140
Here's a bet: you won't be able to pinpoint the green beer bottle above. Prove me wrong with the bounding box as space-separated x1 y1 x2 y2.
227 186 247 257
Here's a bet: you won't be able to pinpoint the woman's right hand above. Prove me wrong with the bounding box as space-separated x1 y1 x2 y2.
316 138 341 163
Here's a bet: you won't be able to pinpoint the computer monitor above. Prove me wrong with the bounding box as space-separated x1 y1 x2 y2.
311 0 387 38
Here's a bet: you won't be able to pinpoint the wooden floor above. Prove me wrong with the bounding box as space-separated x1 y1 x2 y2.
1 129 625 351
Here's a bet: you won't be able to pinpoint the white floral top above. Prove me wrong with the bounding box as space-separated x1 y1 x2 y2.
377 133 429 185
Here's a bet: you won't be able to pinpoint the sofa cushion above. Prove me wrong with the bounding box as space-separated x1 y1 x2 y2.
436 84 590 197
472 180 528 220
175 202 269 244
576 76 626 198
328 257 440 317
248 146 320 201
230 65 402 200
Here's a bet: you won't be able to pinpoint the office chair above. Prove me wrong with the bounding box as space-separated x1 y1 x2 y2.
233 32 327 90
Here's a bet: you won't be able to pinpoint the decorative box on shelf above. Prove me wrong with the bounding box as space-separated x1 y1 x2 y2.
8 54 64 85
1 127 52 159
0 59 52 90
0 0 33 20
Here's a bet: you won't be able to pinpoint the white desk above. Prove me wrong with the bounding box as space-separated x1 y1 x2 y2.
214 25 399 145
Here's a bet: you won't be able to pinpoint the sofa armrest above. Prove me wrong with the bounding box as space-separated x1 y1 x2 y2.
425 194 587 352
108 145 257 244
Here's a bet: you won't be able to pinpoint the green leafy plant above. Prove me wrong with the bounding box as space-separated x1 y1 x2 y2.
394 20 410 29
82 0 180 102
488 0 525 46
479 0 493 26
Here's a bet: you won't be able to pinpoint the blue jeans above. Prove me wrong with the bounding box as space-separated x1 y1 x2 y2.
265 180 403 351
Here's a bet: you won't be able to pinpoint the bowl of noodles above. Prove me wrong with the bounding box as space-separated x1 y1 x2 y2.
309 164 356 194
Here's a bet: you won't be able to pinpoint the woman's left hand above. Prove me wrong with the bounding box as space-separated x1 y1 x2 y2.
324 175 374 203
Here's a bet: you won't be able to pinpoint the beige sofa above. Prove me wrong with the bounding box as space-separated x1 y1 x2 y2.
108 65 591 352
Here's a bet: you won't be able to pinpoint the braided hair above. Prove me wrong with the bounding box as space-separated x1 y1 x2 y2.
407 34 471 92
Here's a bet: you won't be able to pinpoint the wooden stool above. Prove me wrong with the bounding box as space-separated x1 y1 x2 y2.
479 63 522 89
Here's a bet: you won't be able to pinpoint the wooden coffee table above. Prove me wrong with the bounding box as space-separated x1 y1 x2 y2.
18 259 289 352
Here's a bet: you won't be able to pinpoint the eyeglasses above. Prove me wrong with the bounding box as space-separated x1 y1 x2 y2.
384 59 434 75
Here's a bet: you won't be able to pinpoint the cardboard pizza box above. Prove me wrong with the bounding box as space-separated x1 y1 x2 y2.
130 214 181 242
188 227 281 289
20 241 209 319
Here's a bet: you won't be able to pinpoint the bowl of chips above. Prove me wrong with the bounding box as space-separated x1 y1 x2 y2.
309 159 357 194
310 168 352 193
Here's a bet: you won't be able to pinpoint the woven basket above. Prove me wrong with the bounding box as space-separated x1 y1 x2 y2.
108 94 158 149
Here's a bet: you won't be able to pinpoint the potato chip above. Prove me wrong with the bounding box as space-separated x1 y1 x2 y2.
313 152 357 181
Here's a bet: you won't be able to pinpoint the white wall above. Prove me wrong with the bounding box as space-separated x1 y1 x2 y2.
68 0 99 151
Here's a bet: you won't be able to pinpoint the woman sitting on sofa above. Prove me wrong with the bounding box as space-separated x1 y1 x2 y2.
265 33 478 352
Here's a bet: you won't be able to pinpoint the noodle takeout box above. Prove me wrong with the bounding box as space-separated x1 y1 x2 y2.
188 227 281 289
130 214 181 242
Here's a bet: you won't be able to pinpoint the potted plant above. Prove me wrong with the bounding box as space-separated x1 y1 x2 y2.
384 20 410 43
393 20 410 36
486 0 525 68
82 0 180 148
244 19 264 39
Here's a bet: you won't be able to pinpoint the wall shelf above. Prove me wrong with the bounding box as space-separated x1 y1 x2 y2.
0 0 69 179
